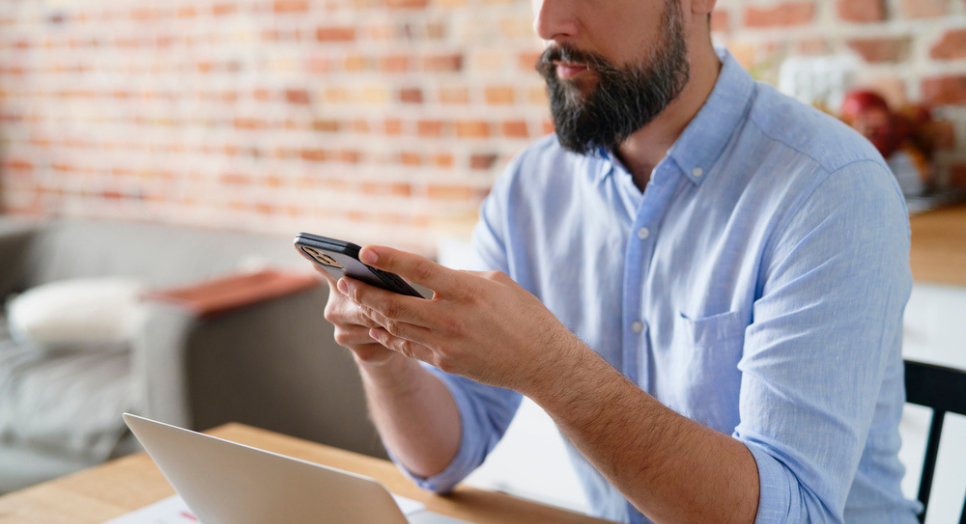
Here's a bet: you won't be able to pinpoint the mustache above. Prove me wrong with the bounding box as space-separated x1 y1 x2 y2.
537 44 615 74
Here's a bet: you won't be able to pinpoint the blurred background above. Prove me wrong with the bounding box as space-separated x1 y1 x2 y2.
0 0 963 252
1 0 965 522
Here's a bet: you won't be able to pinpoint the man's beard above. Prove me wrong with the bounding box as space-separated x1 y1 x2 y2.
535 0 690 155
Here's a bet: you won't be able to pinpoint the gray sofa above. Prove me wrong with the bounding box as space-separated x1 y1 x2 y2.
0 218 387 494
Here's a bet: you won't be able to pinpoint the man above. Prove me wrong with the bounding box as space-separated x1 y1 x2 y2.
319 0 922 522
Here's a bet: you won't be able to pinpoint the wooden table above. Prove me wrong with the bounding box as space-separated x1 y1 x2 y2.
909 204 966 287
0 423 610 524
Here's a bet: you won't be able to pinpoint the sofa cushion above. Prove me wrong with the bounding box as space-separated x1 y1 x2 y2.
0 315 135 461
6 278 145 353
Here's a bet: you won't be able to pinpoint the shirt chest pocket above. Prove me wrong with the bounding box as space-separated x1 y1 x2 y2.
665 310 746 433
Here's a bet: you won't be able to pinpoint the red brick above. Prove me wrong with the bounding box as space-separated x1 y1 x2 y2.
470 153 498 170
847 37 910 63
361 182 412 196
312 120 341 132
456 120 490 138
385 0 429 7
339 150 362 163
501 120 529 138
380 55 410 72
434 154 454 168
306 57 334 73
400 88 423 103
542 119 555 135
301 149 329 162
439 87 469 104
130 8 159 20
344 55 369 71
745 2 815 27
427 184 473 200
423 54 463 72
274 0 309 12
484 86 515 105
900 0 945 18
518 51 542 72
931 29 966 60
317 27 356 42
212 4 238 16
221 173 251 185
836 0 885 22
285 89 311 104
400 152 422 166
922 76 966 105
384 119 402 135
7 159 33 171
417 120 444 137
234 118 268 130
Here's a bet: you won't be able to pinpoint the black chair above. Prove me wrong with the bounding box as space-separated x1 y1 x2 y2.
904 360 966 524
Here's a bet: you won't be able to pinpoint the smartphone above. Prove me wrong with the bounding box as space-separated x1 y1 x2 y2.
294 232 424 298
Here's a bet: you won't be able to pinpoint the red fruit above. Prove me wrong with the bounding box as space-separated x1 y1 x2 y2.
840 89 890 124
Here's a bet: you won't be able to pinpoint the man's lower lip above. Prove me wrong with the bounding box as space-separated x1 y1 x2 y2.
557 64 588 80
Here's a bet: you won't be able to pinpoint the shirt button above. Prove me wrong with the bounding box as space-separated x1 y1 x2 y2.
637 227 650 240
692 167 703 177
631 321 644 333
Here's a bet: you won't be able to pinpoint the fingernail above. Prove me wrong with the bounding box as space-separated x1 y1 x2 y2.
337 278 348 294
360 248 377 264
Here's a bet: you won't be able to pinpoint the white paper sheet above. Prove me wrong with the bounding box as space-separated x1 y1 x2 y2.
102 493 426 523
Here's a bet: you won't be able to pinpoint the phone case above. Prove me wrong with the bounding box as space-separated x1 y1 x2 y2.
294 233 424 298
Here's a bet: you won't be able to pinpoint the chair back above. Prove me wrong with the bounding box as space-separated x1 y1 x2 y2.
904 360 966 524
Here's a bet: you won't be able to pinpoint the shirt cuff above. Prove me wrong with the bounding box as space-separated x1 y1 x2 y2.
744 441 793 524
387 365 484 493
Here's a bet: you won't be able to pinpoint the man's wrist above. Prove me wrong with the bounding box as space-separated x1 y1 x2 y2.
356 352 427 397
522 334 602 410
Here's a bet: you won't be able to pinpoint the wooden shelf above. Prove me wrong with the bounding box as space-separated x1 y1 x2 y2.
909 204 966 287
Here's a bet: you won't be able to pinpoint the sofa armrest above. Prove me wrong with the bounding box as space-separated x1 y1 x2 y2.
132 273 388 459
141 269 319 318
0 220 46 298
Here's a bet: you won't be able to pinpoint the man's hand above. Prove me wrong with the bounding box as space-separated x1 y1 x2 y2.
317 267 399 365
338 245 583 394
339 246 760 523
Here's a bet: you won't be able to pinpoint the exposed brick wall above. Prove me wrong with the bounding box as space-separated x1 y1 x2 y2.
0 0 548 253
1 0 965 255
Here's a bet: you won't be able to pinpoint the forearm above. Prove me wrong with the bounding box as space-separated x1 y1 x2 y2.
358 355 461 478
529 344 760 524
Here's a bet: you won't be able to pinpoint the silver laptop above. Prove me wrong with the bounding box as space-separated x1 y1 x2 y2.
123 414 470 524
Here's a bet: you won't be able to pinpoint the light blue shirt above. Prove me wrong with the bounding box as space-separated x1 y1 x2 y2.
395 49 921 523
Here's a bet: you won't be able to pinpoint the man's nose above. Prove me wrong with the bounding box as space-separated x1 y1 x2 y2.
532 0 580 42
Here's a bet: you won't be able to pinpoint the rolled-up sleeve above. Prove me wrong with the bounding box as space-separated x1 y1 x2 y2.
391 368 522 493
733 161 912 523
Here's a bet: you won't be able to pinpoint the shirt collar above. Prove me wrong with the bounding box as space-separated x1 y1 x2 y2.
594 47 756 186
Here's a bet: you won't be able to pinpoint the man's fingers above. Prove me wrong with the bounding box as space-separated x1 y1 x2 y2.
359 246 463 295
342 276 436 328
333 325 378 347
369 327 434 362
